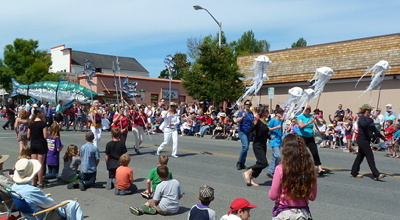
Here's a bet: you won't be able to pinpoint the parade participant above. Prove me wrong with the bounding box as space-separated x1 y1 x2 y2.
2 98 16 130
351 104 387 180
156 102 180 157
111 106 130 145
55 100 65 129
14 109 29 152
269 134 317 219
266 108 284 178
236 100 254 170
27 108 48 187
89 100 102 147
220 198 257 220
132 104 148 154
242 105 272 186
297 105 325 174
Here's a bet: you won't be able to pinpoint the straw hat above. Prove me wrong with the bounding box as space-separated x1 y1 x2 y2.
13 159 42 184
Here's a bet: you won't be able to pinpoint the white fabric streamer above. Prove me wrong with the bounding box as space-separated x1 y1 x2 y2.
309 67 334 98
295 88 315 115
236 55 271 106
355 60 391 97
282 87 303 121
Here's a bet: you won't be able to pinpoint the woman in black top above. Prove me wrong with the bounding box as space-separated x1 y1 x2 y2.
242 105 272 186
28 108 48 187
351 104 386 180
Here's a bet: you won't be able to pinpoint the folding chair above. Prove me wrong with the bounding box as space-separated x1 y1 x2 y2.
6 189 69 220
0 185 19 220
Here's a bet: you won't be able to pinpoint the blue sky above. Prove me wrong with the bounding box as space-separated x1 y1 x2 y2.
1 0 399 78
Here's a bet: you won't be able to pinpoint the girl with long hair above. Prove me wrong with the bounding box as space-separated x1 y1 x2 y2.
269 133 317 219
61 144 81 184
14 109 29 152
45 123 64 179
27 108 48 187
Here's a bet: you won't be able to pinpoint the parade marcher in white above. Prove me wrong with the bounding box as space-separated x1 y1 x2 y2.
156 102 180 158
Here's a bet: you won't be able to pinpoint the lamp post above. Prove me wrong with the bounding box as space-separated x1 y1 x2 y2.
193 5 222 47
164 55 176 106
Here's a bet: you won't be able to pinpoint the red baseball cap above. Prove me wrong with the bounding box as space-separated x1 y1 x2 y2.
227 198 257 214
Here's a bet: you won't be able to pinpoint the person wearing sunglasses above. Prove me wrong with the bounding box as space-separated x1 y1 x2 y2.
236 100 254 170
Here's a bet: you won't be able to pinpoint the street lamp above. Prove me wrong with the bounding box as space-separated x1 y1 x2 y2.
193 5 222 47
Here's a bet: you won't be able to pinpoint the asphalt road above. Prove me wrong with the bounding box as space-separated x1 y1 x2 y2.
1 123 399 219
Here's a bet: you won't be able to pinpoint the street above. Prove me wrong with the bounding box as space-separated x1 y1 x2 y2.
1 125 399 219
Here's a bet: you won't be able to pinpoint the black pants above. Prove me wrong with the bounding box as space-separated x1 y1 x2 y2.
351 139 380 177
302 136 322 166
250 141 268 178
3 115 15 129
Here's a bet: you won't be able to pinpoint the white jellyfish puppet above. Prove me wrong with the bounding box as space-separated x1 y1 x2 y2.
309 66 334 98
236 55 271 106
282 87 304 121
355 60 391 97
294 88 315 115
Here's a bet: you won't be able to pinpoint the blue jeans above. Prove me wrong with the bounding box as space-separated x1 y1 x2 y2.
200 125 210 136
74 116 83 130
45 165 59 179
268 146 281 174
238 131 252 165
82 172 97 188
114 184 138 195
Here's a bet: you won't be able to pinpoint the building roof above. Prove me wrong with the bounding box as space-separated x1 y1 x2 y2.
237 33 400 85
71 51 149 73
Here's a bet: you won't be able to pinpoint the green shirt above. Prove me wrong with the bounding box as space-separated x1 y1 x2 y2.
147 167 173 191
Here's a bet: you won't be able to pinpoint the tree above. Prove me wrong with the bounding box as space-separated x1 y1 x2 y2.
182 35 243 105
291 37 307 48
0 38 59 91
158 53 191 80
230 30 270 56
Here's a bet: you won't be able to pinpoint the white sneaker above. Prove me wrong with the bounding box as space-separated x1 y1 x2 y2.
171 155 179 158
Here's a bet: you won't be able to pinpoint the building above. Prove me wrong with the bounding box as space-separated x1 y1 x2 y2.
48 45 195 105
78 72 195 106
49 44 149 79
237 33 400 114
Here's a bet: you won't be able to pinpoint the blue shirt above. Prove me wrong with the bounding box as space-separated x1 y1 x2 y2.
238 110 254 133
268 118 283 147
80 142 100 173
394 130 400 143
12 182 56 219
297 114 314 137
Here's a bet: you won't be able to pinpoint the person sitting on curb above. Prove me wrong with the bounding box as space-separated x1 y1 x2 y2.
129 165 183 216
11 158 84 220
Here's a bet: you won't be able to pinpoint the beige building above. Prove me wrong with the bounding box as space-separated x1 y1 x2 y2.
237 33 400 115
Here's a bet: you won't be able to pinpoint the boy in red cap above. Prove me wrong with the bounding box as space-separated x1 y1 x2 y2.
220 198 257 220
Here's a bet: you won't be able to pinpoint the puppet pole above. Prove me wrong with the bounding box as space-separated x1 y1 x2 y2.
376 87 382 109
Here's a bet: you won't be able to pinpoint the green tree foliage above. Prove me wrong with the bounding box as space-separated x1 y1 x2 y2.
291 37 307 48
182 35 243 105
158 53 191 80
231 30 270 56
0 38 59 91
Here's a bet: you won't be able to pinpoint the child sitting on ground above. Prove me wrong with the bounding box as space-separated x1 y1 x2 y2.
115 154 137 195
188 185 216 220
141 155 173 199
61 145 81 187
129 165 183 216
9 146 31 179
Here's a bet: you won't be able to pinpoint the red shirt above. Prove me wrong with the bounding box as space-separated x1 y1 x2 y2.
132 111 147 127
112 113 130 134
385 126 394 140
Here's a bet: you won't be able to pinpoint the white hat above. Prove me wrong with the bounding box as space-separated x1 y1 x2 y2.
386 104 392 107
0 155 9 164
32 103 38 108
13 159 42 184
